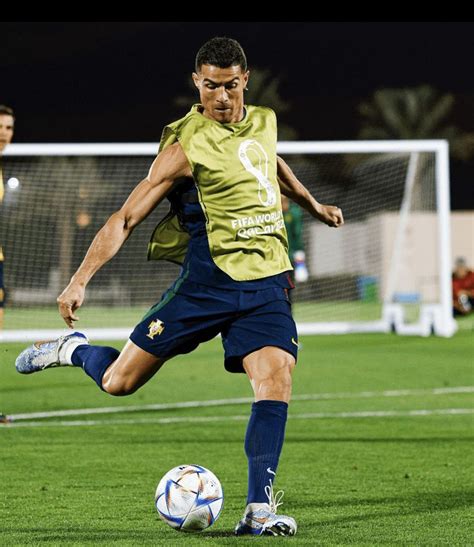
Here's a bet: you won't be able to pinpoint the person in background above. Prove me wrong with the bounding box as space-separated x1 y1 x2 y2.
281 194 308 284
0 104 15 329
452 257 474 316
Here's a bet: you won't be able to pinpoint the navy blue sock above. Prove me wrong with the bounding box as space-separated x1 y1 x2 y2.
71 345 120 391
244 400 288 505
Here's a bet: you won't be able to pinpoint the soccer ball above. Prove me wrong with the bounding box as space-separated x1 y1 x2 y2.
155 464 223 532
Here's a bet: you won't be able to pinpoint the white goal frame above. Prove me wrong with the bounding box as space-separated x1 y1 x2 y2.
1 140 457 342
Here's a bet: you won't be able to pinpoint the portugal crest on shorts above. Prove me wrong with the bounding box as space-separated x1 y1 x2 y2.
147 319 165 339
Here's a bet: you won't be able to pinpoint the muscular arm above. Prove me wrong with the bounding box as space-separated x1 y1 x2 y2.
57 143 191 327
277 155 343 228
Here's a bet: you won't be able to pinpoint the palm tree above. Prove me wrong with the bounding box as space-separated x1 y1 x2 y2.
356 85 474 209
358 85 474 161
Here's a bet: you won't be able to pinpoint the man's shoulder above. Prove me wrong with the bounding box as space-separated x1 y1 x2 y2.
164 107 211 139
159 107 205 153
247 104 276 118
166 107 200 130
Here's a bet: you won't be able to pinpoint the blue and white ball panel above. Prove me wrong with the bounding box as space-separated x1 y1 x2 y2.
155 464 223 532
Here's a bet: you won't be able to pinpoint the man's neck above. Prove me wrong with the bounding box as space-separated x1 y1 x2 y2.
198 105 246 123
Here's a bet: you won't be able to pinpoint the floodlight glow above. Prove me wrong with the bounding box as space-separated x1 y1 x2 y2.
7 177 20 190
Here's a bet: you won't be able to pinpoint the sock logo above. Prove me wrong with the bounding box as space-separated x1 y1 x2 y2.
267 467 276 476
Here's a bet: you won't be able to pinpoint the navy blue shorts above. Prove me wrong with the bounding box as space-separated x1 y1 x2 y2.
0 260 4 308
129 281 298 373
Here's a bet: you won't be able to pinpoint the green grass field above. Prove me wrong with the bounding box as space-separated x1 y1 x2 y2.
1 329 473 545
5 302 473 331
2 301 388 329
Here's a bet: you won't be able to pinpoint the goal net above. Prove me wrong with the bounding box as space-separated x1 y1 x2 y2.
1 141 456 342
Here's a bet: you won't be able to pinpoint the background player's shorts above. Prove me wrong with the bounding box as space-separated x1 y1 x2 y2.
130 281 298 373
0 260 4 308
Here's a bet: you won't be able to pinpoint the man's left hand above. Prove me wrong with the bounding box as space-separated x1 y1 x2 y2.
316 205 344 227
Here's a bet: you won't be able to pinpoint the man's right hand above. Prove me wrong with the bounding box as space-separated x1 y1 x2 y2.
57 282 85 328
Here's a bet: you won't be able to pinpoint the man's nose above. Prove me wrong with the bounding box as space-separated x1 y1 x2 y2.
216 86 229 102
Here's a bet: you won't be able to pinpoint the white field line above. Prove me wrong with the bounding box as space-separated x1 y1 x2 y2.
4 386 474 422
6 386 474 422
3 408 474 428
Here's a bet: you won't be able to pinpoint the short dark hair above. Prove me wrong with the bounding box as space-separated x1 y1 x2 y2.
195 37 247 72
0 104 14 118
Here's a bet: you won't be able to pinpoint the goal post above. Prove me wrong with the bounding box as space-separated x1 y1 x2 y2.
0 140 456 342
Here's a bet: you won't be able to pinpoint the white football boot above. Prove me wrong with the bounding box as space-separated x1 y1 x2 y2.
235 481 297 536
15 332 88 374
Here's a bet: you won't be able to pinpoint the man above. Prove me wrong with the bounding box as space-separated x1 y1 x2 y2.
0 104 15 329
281 194 309 284
16 37 343 536
452 257 474 316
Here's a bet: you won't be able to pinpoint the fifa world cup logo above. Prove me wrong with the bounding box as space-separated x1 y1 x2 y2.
238 139 277 207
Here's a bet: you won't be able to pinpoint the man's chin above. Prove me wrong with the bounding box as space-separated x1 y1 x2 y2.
214 108 233 122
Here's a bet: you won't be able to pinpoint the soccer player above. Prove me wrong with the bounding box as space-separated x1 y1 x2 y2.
0 104 15 329
281 194 309 284
16 37 343 536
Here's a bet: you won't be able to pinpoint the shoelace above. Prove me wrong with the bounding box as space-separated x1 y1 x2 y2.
264 479 284 514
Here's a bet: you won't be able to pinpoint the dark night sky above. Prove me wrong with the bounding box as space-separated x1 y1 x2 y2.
2 22 474 139
2 21 473 205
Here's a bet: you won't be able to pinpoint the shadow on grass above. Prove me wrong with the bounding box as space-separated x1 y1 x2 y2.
287 436 474 444
306 489 474 525
5 527 237 542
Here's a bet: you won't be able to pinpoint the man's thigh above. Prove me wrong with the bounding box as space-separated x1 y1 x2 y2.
129 287 235 360
222 296 298 373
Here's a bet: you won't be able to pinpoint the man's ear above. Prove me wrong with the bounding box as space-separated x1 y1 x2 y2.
192 72 201 90
243 70 250 89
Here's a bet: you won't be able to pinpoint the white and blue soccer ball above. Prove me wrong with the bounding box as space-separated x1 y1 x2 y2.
155 464 224 533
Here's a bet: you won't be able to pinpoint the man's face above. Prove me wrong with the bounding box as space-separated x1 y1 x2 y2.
192 64 249 124
455 264 468 278
0 114 14 152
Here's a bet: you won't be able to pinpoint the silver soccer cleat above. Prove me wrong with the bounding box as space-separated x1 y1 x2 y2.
15 332 88 374
235 481 297 536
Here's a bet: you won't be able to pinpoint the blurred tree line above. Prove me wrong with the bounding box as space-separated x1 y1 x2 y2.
358 85 474 162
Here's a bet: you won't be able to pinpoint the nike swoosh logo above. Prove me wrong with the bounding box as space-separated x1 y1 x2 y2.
267 467 276 476
291 337 299 347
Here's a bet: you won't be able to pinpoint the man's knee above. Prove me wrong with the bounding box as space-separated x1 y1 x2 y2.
102 373 139 396
100 346 164 396
261 363 293 396
249 349 295 401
